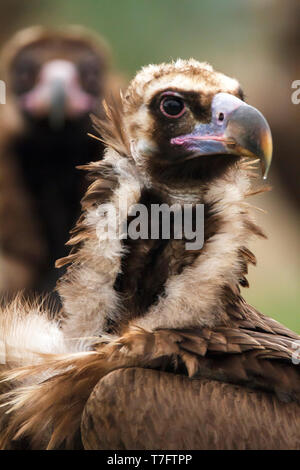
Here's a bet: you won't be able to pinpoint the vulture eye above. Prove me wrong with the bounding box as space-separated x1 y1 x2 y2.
160 95 186 118
13 58 38 94
79 59 101 95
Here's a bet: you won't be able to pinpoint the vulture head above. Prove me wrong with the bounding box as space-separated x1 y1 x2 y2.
1 25 111 128
124 59 272 185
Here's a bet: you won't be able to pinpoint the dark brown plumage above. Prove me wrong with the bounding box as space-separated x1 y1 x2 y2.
0 59 299 450
0 26 120 301
82 368 300 450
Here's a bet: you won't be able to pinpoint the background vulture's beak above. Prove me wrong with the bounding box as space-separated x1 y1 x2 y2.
48 78 67 129
21 60 96 129
172 92 272 179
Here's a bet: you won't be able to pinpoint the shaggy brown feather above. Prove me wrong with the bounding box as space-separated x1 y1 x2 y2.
0 318 299 449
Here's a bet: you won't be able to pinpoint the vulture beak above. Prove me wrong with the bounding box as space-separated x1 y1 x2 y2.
21 60 96 129
48 78 67 129
171 92 272 179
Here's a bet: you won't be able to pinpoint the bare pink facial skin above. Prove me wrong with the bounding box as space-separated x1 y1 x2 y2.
20 60 97 119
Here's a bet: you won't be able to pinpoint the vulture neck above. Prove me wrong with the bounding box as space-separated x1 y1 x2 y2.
124 160 260 332
60 151 265 339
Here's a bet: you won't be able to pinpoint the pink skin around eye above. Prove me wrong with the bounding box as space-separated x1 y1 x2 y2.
159 93 186 119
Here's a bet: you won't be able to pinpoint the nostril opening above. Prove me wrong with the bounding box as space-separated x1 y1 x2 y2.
218 112 225 122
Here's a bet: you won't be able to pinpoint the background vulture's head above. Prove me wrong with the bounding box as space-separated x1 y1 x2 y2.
123 59 272 186
1 26 111 127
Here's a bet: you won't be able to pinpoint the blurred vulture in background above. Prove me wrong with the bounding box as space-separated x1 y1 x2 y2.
0 26 119 301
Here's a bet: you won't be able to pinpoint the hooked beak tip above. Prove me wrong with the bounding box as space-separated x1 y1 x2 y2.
261 128 273 179
224 102 273 179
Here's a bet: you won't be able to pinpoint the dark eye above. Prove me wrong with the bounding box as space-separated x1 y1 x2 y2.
79 58 101 95
160 95 186 118
13 59 38 94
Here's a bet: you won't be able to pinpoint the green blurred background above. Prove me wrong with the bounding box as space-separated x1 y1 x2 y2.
0 0 299 330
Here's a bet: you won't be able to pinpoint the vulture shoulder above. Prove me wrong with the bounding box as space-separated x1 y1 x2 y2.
81 367 300 450
80 305 300 450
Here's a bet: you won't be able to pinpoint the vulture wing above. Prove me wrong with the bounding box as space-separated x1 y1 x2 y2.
1 305 299 450
82 367 300 450
81 307 300 450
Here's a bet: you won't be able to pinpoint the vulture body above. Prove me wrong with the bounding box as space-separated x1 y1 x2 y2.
0 26 117 300
0 59 299 450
